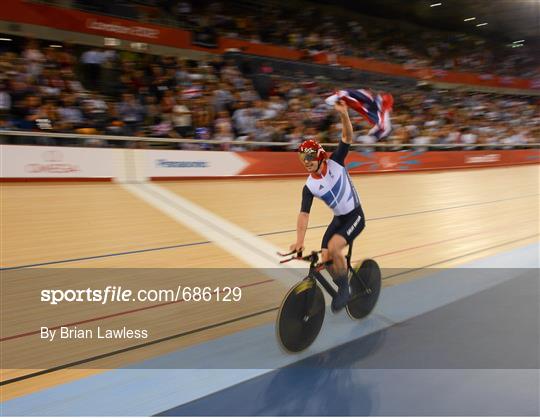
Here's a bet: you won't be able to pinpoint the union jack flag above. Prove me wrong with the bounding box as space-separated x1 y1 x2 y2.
325 89 394 139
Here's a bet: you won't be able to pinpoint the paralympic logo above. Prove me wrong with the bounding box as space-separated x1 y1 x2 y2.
347 151 423 172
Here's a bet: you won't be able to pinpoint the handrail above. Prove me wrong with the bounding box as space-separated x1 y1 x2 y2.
0 130 538 149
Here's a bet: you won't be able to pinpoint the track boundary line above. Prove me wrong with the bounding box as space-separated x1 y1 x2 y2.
2 193 537 271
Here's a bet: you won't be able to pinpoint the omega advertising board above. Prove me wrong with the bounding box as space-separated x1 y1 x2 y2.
0 145 115 180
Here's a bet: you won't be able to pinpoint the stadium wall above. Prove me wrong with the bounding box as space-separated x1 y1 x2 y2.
1 145 538 182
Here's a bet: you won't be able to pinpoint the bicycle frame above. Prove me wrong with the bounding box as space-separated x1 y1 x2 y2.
280 243 371 300
300 244 355 300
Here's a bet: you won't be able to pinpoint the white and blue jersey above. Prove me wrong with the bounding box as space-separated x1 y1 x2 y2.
301 142 361 216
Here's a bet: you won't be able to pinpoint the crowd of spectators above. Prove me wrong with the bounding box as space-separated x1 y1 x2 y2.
0 38 538 151
186 1 539 78
66 0 539 78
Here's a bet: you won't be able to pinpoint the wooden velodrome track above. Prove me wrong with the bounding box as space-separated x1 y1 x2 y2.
1 164 539 402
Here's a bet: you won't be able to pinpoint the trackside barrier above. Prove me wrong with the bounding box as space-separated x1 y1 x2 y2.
0 132 538 181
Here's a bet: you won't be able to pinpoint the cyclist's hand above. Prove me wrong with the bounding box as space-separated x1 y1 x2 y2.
289 243 304 254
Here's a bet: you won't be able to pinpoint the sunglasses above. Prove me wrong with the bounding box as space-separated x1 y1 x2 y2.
299 151 317 162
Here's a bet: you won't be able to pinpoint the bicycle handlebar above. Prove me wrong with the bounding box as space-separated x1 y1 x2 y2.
278 250 323 265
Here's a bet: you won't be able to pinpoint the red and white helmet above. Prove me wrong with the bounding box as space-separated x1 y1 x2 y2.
298 139 327 163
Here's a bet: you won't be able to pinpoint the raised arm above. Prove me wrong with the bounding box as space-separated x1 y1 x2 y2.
335 100 353 144
330 100 353 165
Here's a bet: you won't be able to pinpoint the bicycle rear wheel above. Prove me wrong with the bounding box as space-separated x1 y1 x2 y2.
346 259 381 320
276 278 325 353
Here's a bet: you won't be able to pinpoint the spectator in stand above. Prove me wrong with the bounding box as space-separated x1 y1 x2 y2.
23 40 45 79
104 104 126 137
117 93 145 135
325 122 341 144
214 110 234 149
80 48 106 89
58 94 84 132
12 94 39 131
142 95 160 127
356 131 376 153
232 102 256 137
251 119 274 149
212 82 234 113
160 89 176 122
173 96 193 138
149 115 176 139
0 80 11 118
412 131 432 152
502 127 527 149
389 126 407 151
37 98 60 130
268 94 287 114
460 127 478 150
191 96 214 143
284 124 304 150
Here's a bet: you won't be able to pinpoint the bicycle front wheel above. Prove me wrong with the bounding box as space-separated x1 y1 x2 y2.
276 279 325 353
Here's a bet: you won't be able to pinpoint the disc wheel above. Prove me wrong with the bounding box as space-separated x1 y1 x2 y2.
346 259 382 320
276 279 325 353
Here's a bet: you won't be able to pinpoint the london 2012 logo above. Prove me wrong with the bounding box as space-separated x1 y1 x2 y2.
25 150 80 173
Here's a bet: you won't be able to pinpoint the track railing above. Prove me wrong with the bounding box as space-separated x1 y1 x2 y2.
1 130 538 150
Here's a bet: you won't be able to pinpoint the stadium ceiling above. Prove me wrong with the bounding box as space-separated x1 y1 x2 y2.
316 0 540 44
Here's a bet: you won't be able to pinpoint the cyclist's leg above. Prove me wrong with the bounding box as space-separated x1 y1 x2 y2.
328 207 366 311
327 234 350 311
327 234 348 279
321 216 341 263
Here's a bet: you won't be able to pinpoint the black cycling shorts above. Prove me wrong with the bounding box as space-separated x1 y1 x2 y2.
321 206 365 249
